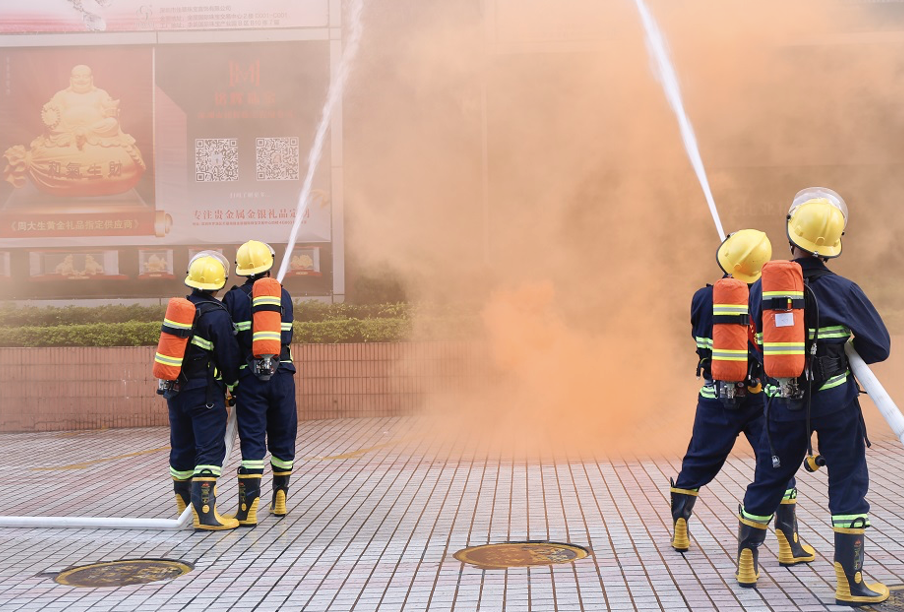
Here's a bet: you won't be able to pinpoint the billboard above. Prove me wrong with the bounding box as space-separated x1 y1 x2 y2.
0 1 329 33
0 38 336 299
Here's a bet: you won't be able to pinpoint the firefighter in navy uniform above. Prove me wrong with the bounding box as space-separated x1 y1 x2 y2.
670 230 815 568
223 240 297 525
165 253 241 531
736 188 890 606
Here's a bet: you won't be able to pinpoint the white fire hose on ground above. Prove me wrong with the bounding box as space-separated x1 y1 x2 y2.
0 408 238 530
846 342 904 446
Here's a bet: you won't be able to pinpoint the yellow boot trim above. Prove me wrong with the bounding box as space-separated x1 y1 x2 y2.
175 493 187 515
271 490 287 516
193 483 239 531
238 498 260 526
834 562 890 604
739 516 768 530
671 518 690 552
669 487 698 497
776 528 816 565
736 548 759 587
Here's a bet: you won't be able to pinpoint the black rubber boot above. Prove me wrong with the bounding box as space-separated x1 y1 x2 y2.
774 499 815 566
669 478 698 552
191 476 239 531
736 516 768 588
173 477 191 515
233 469 262 526
270 471 291 516
833 528 889 607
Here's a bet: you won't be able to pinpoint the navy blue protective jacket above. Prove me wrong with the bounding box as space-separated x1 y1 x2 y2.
691 280 763 405
749 257 890 420
180 291 241 391
222 277 296 375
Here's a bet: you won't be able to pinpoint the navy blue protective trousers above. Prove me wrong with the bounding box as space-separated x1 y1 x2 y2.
167 385 228 476
743 397 868 518
235 369 297 467
676 395 796 492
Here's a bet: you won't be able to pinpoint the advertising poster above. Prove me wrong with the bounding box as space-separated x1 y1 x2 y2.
155 40 331 247
0 39 335 299
0 1 329 33
0 46 156 243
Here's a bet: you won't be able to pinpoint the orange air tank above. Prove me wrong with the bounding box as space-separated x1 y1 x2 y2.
153 297 197 380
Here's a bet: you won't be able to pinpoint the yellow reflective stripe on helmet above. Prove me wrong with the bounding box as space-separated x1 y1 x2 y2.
819 371 850 391
163 317 193 330
712 349 747 361
281 322 293 331
154 353 183 366
713 305 748 315
695 336 713 349
252 296 282 307
762 342 805 355
235 321 252 331
190 336 214 351
763 290 804 298
253 331 282 342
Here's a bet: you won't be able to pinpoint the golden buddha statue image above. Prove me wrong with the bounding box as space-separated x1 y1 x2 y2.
3 65 146 197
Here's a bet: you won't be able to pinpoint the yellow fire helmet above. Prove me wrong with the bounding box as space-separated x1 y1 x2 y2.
189 250 230 280
185 255 227 291
235 240 275 276
716 229 773 284
787 187 848 258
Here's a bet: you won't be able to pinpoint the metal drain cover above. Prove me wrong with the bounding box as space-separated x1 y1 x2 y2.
53 559 193 587
454 541 591 569
863 585 904 611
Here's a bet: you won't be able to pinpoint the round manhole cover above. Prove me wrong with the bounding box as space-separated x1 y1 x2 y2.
454 541 591 569
863 585 904 611
53 559 193 587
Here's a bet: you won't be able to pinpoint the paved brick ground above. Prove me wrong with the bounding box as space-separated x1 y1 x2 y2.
0 417 902 611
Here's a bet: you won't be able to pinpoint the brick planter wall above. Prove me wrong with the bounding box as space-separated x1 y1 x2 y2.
0 342 486 432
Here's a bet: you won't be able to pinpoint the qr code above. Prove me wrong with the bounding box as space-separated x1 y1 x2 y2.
196 138 239 182
256 137 299 181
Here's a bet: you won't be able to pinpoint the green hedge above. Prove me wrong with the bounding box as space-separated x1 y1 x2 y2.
0 300 484 346
0 302 417 327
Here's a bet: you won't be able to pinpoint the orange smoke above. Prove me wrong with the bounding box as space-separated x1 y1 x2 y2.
345 0 904 457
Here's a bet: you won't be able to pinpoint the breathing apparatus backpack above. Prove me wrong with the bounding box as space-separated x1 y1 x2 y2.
153 297 225 399
761 261 807 399
250 277 283 381
711 277 755 405
153 298 197 398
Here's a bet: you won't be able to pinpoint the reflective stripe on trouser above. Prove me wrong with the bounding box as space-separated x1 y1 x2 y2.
235 369 298 465
271 456 294 471
743 397 869 519
167 386 228 478
675 396 796 494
